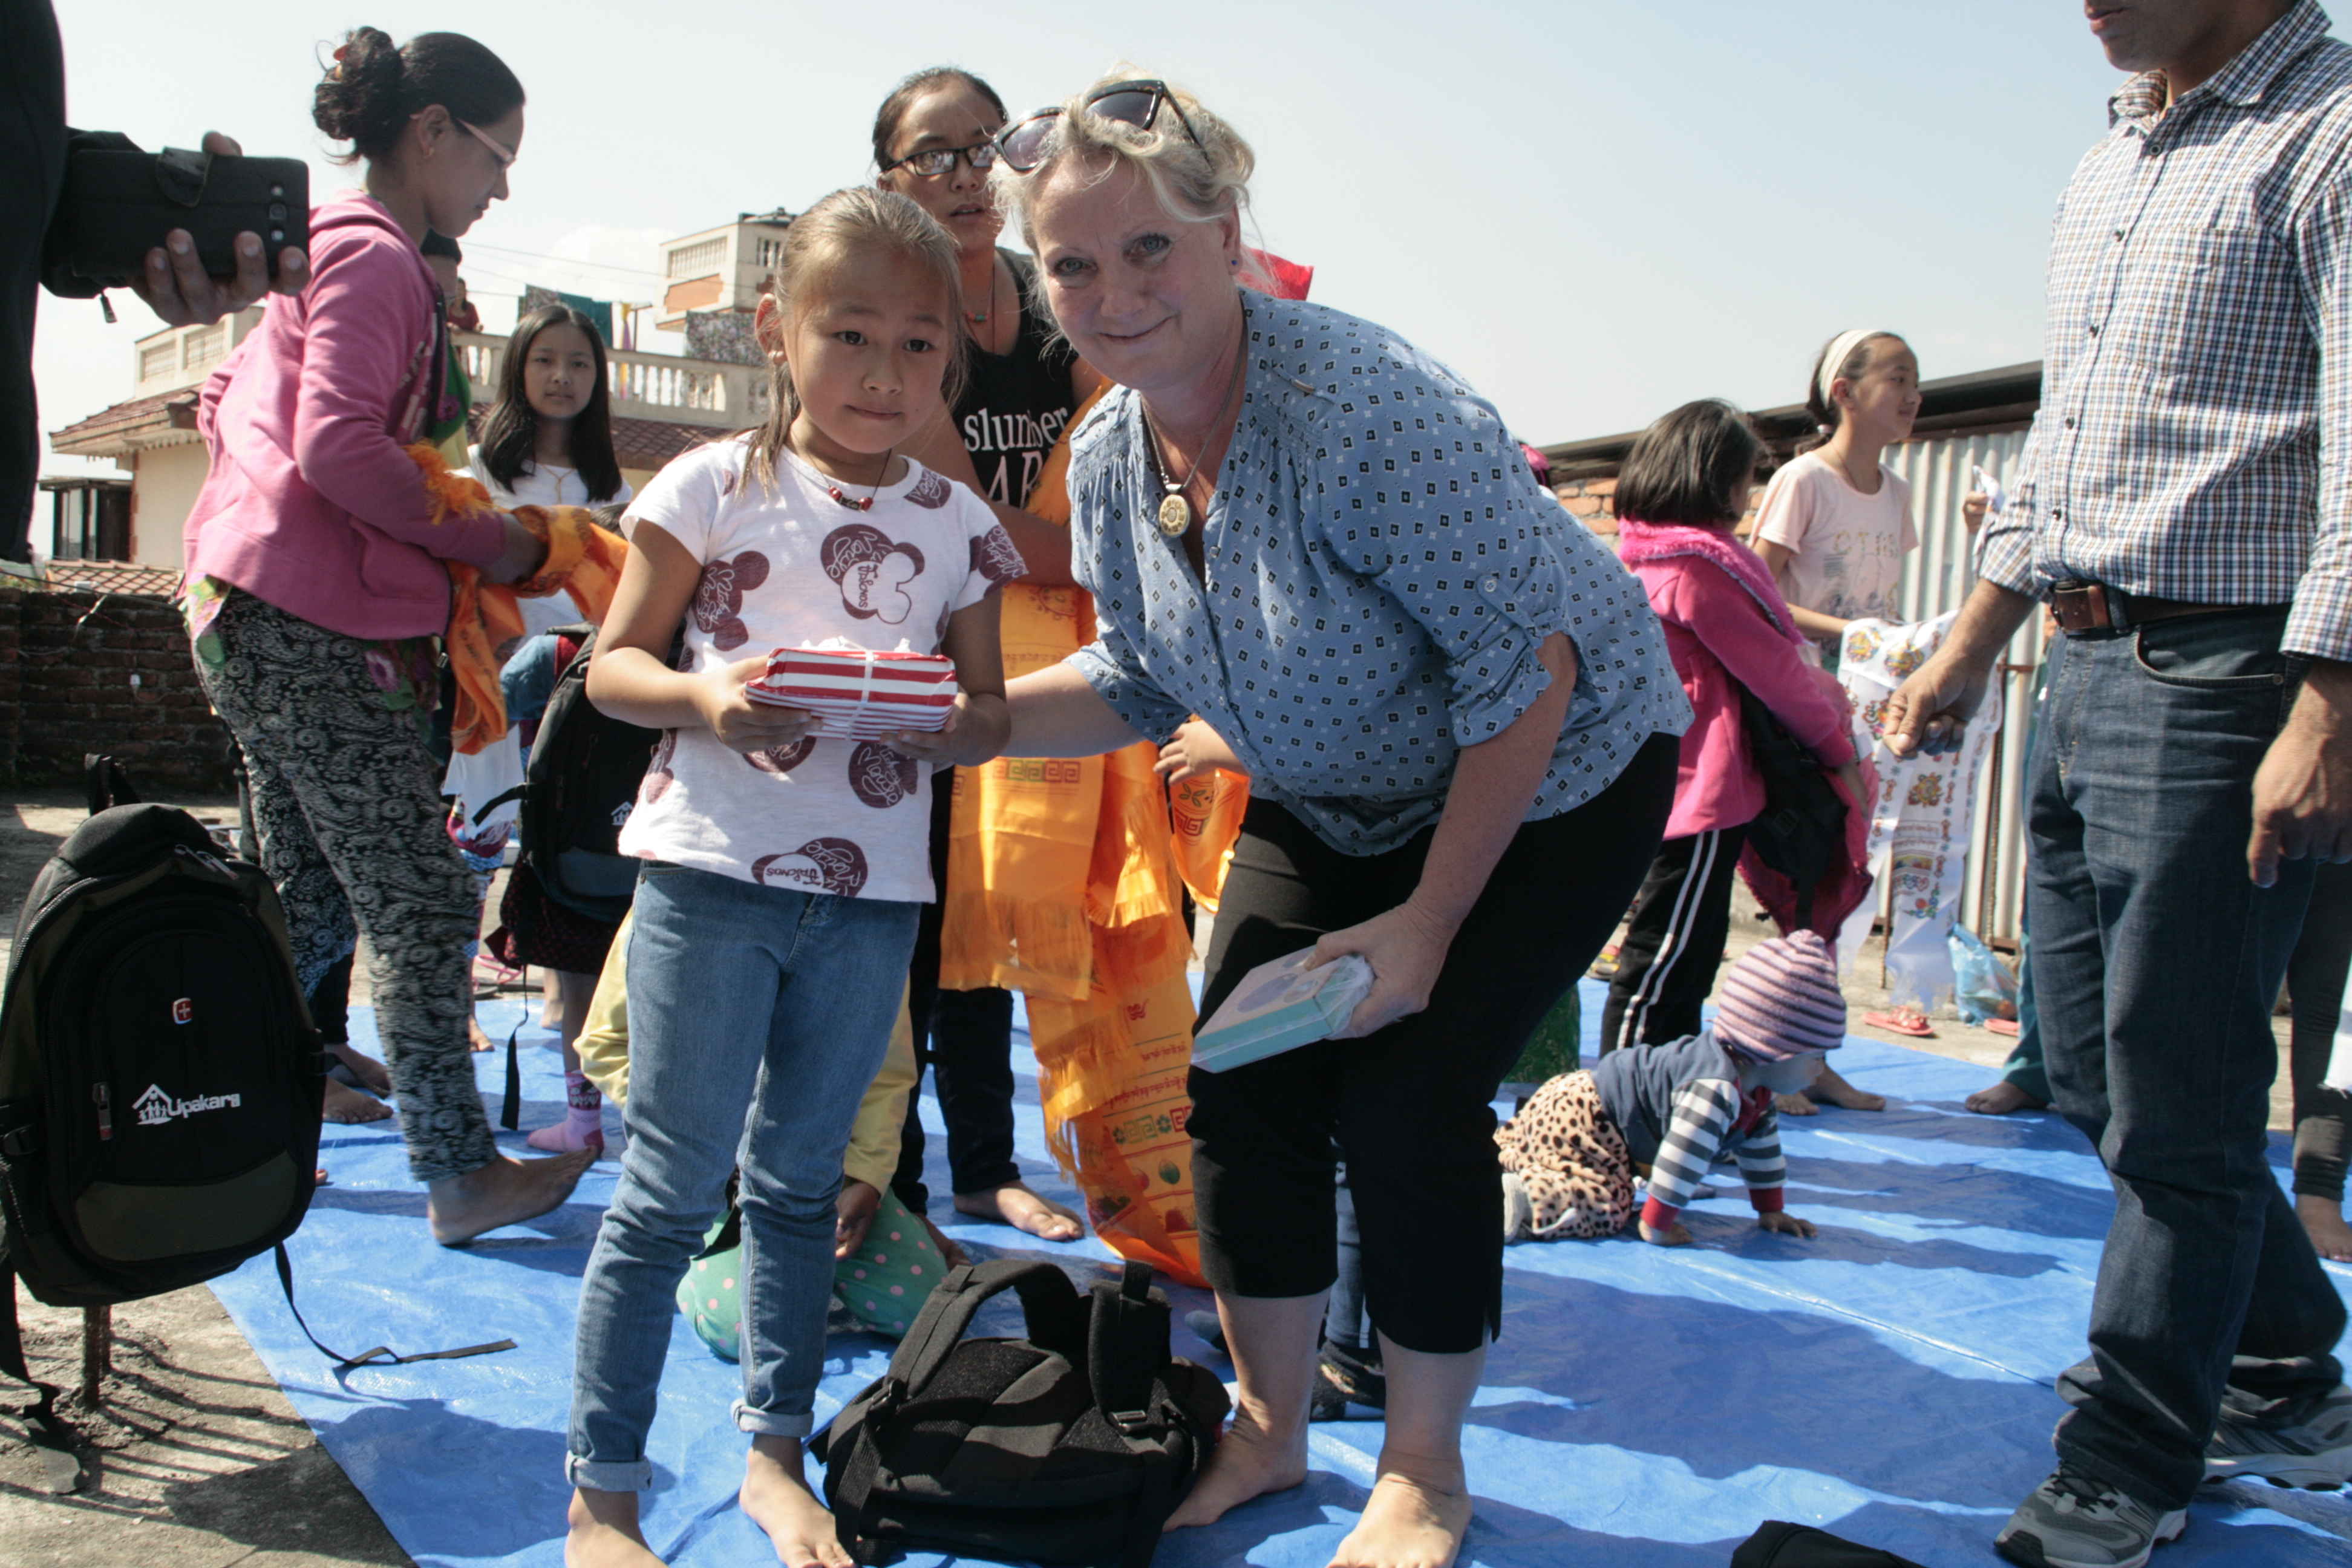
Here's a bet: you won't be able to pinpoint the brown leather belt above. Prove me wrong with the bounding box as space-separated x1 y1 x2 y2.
2048 581 2285 634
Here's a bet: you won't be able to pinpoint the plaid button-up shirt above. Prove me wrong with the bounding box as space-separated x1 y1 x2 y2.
1978 1 2352 660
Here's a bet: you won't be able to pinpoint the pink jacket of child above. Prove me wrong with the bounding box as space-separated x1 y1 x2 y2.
182 192 506 641
1616 518 1855 841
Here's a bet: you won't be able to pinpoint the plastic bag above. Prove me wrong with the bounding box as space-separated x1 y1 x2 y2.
1949 924 2018 1025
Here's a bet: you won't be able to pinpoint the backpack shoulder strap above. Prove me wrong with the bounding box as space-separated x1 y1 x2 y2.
1088 1261 1169 1436
270 1244 515 1368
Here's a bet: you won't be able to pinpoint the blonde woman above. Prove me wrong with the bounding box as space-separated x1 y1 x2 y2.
989 74 1687 1568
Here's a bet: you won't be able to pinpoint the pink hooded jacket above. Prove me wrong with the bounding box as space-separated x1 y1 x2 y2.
182 192 506 640
1616 519 1855 841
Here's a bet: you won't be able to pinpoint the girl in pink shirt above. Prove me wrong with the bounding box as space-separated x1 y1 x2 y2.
1602 400 1863 1060
183 28 590 1243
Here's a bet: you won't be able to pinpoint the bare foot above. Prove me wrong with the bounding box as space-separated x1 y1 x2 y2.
324 1079 393 1124
529 1118 606 1156
566 1487 664 1567
1774 1091 1820 1117
2298 1194 2352 1263
469 1014 496 1053
428 1150 595 1246
953 1183 1083 1243
741 1436 853 1567
1331 1469 1474 1568
1809 1066 1886 1112
1964 1080 2047 1116
1163 1408 1309 1531
329 1042 394 1094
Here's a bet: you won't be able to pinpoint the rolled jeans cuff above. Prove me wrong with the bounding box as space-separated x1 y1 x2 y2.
566 1454 654 1493
733 1399 814 1440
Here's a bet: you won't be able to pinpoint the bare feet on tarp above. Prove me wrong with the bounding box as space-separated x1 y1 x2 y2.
469 1013 497 1053
564 1487 664 1567
742 1436 855 1567
1807 1065 1886 1112
429 1150 595 1246
323 1079 393 1124
329 1041 393 1093
2299 1193 2352 1263
1774 1092 1820 1117
1163 1407 1309 1531
1330 1463 1474 1568
953 1182 1083 1242
1965 1080 2047 1116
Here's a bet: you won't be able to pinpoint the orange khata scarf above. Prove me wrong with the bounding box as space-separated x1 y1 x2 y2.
936 391 1250 1287
404 444 630 756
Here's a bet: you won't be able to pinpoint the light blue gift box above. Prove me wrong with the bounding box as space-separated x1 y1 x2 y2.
1192 952 1375 1073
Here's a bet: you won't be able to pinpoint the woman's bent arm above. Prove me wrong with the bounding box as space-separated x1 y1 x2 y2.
1004 662 1148 758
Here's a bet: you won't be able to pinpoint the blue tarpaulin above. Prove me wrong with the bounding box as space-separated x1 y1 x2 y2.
207 981 2352 1566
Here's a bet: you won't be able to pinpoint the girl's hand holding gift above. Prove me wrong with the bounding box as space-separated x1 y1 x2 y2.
881 691 1010 769
700 655 820 753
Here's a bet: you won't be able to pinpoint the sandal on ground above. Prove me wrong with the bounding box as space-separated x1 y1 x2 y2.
1863 1007 1936 1038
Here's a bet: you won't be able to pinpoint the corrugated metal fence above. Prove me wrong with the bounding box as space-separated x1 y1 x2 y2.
1883 428 2043 946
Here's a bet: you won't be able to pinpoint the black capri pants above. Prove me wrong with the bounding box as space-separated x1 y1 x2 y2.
1188 731 1676 1354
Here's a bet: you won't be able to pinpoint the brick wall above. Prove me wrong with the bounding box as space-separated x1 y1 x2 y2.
0 581 231 790
1552 475 1619 537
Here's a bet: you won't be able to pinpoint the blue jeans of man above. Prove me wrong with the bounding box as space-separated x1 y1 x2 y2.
567 863 919 1490
2028 609 2345 1511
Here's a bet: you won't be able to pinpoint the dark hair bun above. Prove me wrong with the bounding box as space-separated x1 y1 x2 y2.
312 28 524 166
313 27 406 157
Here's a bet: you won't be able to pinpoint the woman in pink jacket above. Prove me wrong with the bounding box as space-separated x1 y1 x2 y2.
182 27 591 1244
1600 400 1864 1059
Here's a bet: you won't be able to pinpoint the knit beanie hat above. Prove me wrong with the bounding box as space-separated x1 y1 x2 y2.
1713 930 1846 1063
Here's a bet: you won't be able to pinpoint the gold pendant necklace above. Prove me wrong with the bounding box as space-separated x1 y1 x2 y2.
1142 333 1248 540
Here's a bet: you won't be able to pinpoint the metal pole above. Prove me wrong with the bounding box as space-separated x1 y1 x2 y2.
79 1305 109 1407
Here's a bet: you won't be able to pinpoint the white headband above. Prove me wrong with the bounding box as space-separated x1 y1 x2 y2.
1815 328 1893 411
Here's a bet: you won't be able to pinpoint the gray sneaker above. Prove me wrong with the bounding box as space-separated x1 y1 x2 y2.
2206 1382 2352 1488
1994 1472 2186 1568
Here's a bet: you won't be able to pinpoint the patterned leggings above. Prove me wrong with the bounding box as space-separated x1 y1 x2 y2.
1494 1071 1638 1240
195 593 495 1181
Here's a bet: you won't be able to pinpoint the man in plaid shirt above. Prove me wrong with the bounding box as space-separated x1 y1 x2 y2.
1887 3 2352 1563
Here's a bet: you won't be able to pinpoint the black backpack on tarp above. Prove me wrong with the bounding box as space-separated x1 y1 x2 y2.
483 623 660 926
1732 1520 1926 1567
812 1259 1230 1568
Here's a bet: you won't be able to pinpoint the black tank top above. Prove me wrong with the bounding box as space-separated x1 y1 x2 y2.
953 252 1079 509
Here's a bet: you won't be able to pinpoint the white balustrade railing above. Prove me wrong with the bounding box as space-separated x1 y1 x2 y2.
454 332 764 428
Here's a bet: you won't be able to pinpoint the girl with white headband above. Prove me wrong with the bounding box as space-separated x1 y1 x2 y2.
1748 327 1924 1112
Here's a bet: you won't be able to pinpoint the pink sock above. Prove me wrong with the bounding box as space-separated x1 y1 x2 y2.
564 1071 602 1138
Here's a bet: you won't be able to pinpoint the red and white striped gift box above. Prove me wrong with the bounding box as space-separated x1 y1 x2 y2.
746 645 959 734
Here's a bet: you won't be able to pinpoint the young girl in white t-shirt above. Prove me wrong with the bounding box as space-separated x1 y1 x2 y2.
442 306 634 1145
1751 328 1922 1112
563 188 1019 1568
1752 330 1922 663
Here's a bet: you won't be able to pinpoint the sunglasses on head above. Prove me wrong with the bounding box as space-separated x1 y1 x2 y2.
994 79 1203 174
880 140 999 178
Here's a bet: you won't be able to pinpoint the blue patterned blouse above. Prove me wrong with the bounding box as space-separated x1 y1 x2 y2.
1065 295 1688 855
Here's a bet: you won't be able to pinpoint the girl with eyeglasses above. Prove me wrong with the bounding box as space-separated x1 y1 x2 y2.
870 67 1102 1249
179 27 595 1243
992 71 1687 1568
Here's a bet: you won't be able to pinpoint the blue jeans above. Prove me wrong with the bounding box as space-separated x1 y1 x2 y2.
2028 610 2345 1510
566 863 919 1491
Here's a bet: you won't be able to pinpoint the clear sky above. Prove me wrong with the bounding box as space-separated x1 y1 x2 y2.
33 0 2172 479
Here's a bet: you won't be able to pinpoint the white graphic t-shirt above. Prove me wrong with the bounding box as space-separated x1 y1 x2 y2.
616 437 1024 903
1753 451 1919 660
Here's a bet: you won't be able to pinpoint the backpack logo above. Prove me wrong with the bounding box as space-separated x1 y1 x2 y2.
172 998 193 1024
610 801 632 828
132 1083 243 1128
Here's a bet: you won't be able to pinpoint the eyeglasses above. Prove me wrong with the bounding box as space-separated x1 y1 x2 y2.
880 141 999 178
995 79 1203 175
456 118 517 169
